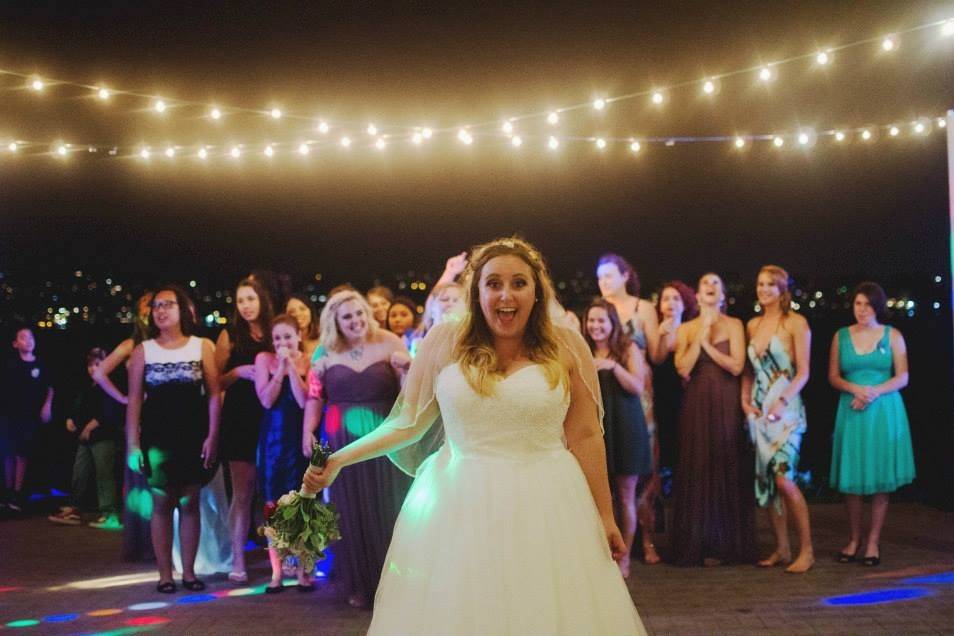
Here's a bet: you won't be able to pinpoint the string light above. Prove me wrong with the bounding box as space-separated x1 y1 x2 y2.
230 146 241 158
548 136 559 150
881 35 898 51
411 132 423 145
164 147 175 158
340 136 351 148
943 19 954 36
758 65 776 82
815 50 832 66
889 125 900 136
421 127 433 139
547 112 559 125
734 137 745 148
592 98 606 111
938 118 947 129
7 141 17 152
651 90 665 105
773 136 785 147
297 142 310 155
511 135 522 147
56 144 68 157
31 77 44 91
375 137 386 150
197 147 208 159
367 123 378 136
210 107 222 120
630 140 641 153
264 144 274 157
702 79 717 95
834 131 846 141
97 87 110 100
139 148 150 159
457 129 473 145
595 137 607 149
797 128 817 147
269 108 282 120
317 121 330 134
501 120 514 135
861 129 873 141
153 99 167 113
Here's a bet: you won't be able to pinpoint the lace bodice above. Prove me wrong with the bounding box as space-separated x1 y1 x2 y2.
434 363 570 460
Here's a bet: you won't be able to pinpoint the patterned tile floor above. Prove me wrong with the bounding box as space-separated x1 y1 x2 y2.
1 502 952 635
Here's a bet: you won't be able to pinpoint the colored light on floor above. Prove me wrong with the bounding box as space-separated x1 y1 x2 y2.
0 586 21 593
177 593 216 604
228 586 264 597
211 589 232 598
5 619 41 627
43 613 79 622
87 608 124 616
902 571 954 584
124 616 171 626
824 587 932 606
127 601 169 611
86 628 157 636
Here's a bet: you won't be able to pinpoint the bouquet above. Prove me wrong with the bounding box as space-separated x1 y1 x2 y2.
259 442 341 573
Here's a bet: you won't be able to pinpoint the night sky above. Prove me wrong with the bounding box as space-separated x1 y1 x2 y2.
1 0 953 287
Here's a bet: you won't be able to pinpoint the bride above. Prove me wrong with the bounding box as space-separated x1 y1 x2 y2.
304 237 646 635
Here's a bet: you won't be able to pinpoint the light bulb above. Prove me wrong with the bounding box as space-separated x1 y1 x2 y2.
501 121 514 135
164 147 175 158
298 143 310 155
547 112 559 125
938 118 947 129
375 138 386 150
548 136 559 150
773 136 784 147
942 19 954 37
7 142 17 152
595 138 607 149
651 91 664 105
154 99 167 113
198 147 208 159
270 108 282 119
97 87 110 100
230 146 241 158
511 136 522 147
889 126 900 137
421 127 433 139
861 129 872 141
210 108 222 120
593 98 606 111
317 121 330 134
56 144 68 157
630 141 641 153
734 137 745 148
881 35 897 51
834 131 846 141
264 145 274 157
340 136 351 148
815 50 831 65
703 80 715 94
367 123 378 136
139 148 150 159
31 78 44 91
758 66 774 82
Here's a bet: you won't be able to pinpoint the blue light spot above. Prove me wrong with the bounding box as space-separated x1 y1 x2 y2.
177 594 216 604
824 588 932 606
244 539 258 551
902 571 954 585
43 613 79 622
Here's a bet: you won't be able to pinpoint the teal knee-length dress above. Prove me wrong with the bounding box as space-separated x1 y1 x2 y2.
830 326 915 495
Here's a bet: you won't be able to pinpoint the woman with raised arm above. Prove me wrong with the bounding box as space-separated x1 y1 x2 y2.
741 266 814 573
125 285 220 593
216 277 273 584
829 282 914 567
301 290 413 608
670 272 756 567
303 237 645 635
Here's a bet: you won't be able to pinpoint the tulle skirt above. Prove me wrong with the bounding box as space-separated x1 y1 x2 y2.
369 446 645 635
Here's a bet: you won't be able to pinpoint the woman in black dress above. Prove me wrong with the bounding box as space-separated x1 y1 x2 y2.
216 277 273 584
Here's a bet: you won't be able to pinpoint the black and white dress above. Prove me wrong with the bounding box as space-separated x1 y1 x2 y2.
140 336 211 489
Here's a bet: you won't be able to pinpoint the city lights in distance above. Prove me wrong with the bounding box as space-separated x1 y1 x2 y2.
153 99 167 113
210 107 222 120
592 97 606 111
548 136 559 150
595 137 607 150
297 142 310 155
547 111 559 125
510 135 522 147
881 35 898 51
340 136 351 148
97 87 110 100
317 121 330 134
815 50 831 65
269 108 282 120
367 123 378 136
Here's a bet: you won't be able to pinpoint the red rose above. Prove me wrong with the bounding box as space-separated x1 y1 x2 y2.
263 502 277 521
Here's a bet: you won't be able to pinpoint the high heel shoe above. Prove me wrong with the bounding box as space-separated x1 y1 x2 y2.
861 546 880 567
835 549 859 564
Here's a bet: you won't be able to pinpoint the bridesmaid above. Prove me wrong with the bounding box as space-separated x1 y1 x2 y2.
671 273 756 566
643 281 697 565
216 277 273 584
582 299 650 578
255 315 310 592
302 290 413 607
367 286 394 327
597 253 660 362
829 282 914 566
286 293 320 360
741 266 814 573
386 296 419 350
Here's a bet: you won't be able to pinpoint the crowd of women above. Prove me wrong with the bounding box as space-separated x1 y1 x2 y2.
34 245 915 602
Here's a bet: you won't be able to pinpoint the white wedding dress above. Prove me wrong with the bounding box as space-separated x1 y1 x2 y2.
368 359 646 635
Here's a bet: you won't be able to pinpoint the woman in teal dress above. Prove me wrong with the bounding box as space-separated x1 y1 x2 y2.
742 266 814 573
829 282 914 567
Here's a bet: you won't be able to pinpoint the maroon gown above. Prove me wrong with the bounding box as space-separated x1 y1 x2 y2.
322 360 413 605
670 341 756 566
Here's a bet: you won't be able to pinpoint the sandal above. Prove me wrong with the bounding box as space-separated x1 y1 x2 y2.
265 583 285 594
156 581 177 594
835 549 859 564
227 571 248 585
182 578 206 591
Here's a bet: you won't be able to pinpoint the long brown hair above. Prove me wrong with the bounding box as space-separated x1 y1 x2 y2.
758 265 793 314
597 253 641 297
231 277 274 353
582 298 630 365
455 236 564 396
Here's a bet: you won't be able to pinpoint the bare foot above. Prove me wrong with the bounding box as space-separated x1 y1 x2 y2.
785 551 815 573
643 544 661 565
757 549 792 567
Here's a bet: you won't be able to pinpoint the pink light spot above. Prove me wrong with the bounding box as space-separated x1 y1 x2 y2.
124 616 170 626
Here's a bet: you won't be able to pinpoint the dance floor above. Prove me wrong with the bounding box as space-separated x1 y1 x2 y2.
0 502 952 635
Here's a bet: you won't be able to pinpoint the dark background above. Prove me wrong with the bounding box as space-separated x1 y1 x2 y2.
0 1 952 506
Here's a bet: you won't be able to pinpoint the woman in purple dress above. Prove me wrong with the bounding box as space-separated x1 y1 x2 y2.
302 290 413 608
670 273 756 566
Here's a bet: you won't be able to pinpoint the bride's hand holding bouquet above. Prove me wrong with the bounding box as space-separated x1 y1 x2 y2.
302 454 342 493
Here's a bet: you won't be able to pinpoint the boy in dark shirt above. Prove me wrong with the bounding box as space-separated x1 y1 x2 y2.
2 327 53 511
48 348 123 528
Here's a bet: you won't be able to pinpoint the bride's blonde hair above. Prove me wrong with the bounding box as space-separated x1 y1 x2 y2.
454 236 566 396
